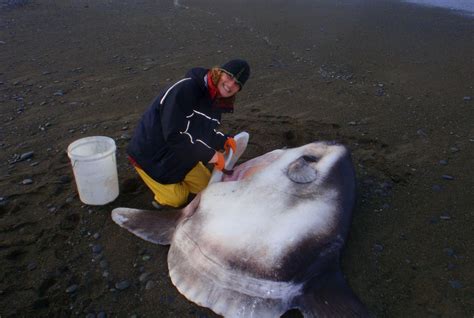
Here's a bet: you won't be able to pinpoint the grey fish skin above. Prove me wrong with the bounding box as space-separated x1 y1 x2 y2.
112 140 370 317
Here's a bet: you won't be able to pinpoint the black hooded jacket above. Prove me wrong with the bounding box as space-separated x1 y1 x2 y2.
127 67 229 184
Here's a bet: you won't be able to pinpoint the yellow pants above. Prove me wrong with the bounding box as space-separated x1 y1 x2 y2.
134 162 211 208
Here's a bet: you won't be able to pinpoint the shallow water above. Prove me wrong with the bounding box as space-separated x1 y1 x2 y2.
403 0 474 15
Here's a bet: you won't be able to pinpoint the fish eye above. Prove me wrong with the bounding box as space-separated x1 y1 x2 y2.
302 155 319 163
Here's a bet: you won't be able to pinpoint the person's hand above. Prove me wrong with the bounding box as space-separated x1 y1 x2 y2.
224 137 236 155
209 151 225 171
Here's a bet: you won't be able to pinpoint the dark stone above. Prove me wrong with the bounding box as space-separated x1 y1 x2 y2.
449 280 462 289
115 280 130 290
92 244 103 254
58 175 71 184
65 284 78 294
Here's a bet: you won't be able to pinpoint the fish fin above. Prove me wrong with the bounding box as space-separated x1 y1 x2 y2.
209 131 249 184
111 207 181 245
293 269 370 318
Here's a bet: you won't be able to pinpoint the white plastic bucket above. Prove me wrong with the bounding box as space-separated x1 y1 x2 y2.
67 136 119 205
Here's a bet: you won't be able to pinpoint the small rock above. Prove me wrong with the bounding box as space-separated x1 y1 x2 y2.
65 284 78 294
99 260 108 269
53 90 65 96
115 280 130 290
58 175 71 184
85 313 95 318
439 159 448 166
120 133 131 140
97 312 107 318
373 243 384 252
449 280 462 289
442 175 454 180
450 146 460 153
19 151 34 161
21 178 33 185
93 232 101 240
416 129 428 137
139 272 150 283
27 261 38 271
375 87 384 96
92 244 103 254
463 96 472 101
439 213 451 220
142 255 151 261
145 280 155 290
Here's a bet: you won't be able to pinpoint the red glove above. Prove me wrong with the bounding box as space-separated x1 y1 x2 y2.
224 137 236 155
209 152 225 171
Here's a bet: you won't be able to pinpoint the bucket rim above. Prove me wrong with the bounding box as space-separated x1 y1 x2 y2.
67 136 116 162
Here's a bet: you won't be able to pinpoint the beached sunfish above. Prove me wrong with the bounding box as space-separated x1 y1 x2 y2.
112 133 369 317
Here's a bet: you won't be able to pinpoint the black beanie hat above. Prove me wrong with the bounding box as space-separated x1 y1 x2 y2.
220 59 250 88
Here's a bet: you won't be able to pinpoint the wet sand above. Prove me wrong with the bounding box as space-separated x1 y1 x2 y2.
0 0 473 316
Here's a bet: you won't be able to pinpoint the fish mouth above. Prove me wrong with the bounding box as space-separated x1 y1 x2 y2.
221 150 284 182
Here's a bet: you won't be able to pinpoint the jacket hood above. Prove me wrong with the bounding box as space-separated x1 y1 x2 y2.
185 67 209 91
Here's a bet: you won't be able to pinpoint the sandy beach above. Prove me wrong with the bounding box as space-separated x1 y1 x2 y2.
1 0 473 316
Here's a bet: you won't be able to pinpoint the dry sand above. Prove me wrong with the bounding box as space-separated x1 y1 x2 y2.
1 0 473 316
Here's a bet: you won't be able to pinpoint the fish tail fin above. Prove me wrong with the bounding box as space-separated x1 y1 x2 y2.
293 270 371 318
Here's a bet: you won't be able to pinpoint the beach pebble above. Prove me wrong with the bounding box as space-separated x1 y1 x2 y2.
97 312 107 318
439 213 451 220
449 280 462 289
139 272 150 283
120 133 131 140
21 178 33 185
99 260 108 269
19 151 34 161
27 261 38 271
442 175 454 180
65 284 78 294
373 243 384 253
145 280 154 290
92 244 103 254
58 175 71 184
375 87 384 96
115 280 130 290
54 90 65 96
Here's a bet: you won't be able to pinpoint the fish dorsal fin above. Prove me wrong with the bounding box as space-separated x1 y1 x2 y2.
111 207 182 245
293 269 371 317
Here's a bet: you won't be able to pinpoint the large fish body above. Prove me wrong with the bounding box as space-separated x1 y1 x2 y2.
112 138 369 317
